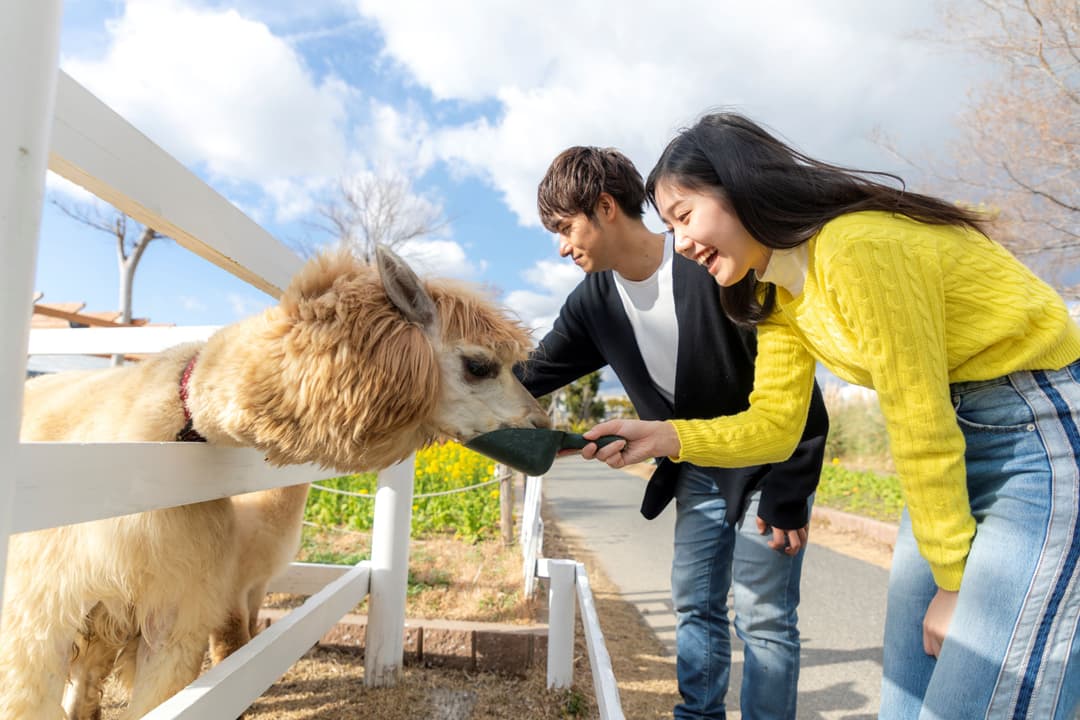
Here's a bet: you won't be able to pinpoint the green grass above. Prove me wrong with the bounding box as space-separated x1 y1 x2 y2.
816 463 903 523
405 567 453 597
297 526 368 566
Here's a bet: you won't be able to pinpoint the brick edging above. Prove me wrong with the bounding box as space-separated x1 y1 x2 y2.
259 609 548 677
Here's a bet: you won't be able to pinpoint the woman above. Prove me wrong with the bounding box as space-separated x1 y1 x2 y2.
585 112 1080 719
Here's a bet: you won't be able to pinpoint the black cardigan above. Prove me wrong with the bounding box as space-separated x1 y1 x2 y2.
515 253 829 528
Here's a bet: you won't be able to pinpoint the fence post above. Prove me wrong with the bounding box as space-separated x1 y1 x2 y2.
0 0 64 619
365 454 415 687
521 475 544 597
499 464 514 545
547 558 577 689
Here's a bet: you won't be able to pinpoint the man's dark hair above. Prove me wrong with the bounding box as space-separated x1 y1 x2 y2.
537 146 646 232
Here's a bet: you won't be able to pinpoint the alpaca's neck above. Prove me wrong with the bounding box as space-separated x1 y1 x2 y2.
244 482 312 528
184 309 435 472
185 311 288 450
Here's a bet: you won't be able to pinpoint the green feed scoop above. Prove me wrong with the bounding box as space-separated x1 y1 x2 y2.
464 428 626 477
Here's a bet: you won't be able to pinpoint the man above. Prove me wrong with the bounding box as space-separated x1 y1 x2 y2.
515 147 829 719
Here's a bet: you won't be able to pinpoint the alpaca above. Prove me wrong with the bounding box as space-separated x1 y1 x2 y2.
3 246 548 719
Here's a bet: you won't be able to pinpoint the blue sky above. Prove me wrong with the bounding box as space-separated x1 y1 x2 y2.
36 0 992 386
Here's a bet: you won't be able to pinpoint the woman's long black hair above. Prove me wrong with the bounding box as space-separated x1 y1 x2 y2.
645 112 987 326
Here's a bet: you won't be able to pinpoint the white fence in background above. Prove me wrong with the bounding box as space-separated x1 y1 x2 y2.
521 474 545 596
521 475 625 719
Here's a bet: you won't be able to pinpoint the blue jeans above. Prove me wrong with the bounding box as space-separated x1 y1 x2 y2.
671 464 805 720
881 362 1080 719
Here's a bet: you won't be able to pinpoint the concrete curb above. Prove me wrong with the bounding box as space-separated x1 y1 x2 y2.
811 505 899 549
260 608 548 677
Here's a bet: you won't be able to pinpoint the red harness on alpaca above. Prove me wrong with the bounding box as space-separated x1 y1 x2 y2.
176 355 206 443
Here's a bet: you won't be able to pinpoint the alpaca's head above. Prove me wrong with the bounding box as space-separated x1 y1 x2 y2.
258 246 548 471
422 273 551 442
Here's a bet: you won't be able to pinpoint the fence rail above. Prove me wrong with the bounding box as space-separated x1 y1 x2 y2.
521 474 544 596
49 70 297 296
14 443 325 533
574 562 622 719
27 325 221 355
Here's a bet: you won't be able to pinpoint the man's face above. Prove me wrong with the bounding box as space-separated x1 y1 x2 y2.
553 212 616 273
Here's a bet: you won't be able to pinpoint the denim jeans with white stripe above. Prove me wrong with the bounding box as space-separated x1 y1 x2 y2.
880 360 1080 720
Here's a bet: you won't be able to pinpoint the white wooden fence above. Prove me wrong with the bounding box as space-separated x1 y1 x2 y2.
521 475 625 720
2 4 624 717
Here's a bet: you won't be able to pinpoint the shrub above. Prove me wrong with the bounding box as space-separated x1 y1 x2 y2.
822 383 892 471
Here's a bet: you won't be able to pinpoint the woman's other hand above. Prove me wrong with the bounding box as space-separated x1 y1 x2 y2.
582 419 681 467
923 588 959 657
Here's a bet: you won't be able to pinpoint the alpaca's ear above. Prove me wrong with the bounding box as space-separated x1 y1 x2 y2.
375 244 437 331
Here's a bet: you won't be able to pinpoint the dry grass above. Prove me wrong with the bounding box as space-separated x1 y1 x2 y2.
241 648 591 720
265 529 539 624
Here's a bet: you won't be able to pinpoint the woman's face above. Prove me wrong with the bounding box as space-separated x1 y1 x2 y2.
654 180 770 287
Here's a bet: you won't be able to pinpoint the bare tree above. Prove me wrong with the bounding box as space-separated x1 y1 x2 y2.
937 0 1079 288
52 198 163 365
315 170 448 262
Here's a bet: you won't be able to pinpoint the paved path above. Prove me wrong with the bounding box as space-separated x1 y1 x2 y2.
542 457 889 720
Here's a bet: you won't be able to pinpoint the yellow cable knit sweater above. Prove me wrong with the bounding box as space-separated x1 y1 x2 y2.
672 211 1080 590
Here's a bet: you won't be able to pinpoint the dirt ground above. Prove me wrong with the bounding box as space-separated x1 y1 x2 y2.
97 463 891 719
809 515 893 570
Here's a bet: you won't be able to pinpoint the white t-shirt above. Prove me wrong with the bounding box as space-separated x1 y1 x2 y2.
612 237 678 404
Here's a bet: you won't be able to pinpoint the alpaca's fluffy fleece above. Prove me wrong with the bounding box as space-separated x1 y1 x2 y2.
3 249 547 719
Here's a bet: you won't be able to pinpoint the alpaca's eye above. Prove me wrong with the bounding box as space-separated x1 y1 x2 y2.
463 357 498 381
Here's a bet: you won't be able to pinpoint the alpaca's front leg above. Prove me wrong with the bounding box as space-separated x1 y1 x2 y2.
64 638 120 720
123 622 209 719
209 579 273 664
246 580 271 640
208 604 253 665
0 602 76 720
64 604 128 720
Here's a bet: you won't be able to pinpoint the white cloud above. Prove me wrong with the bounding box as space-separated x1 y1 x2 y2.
63 0 352 201
262 176 335 223
356 101 438 178
504 258 584 335
397 238 482 279
355 0 980 227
